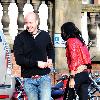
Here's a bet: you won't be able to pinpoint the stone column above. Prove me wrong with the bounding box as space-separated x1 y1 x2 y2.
95 14 100 50
16 0 27 33
90 13 96 25
47 1 54 38
30 0 41 13
1 0 13 47
1 0 10 34
54 0 81 71
90 13 97 46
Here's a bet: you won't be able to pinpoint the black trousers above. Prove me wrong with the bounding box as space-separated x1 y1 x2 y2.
63 72 90 100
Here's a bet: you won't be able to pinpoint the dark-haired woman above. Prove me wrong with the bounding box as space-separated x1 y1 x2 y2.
61 22 91 100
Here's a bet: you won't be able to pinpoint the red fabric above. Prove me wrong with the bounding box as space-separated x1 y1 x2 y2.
66 38 91 71
0 95 9 99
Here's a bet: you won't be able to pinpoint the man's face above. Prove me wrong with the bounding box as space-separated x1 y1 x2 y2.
24 14 38 33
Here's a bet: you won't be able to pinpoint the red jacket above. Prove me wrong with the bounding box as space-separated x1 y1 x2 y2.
66 38 91 71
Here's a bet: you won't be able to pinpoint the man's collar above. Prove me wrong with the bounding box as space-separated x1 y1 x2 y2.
32 29 41 38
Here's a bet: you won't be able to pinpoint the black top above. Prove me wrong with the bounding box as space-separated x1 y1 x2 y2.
13 30 55 78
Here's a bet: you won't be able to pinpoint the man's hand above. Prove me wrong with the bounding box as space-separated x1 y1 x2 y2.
38 61 48 68
37 59 53 69
47 59 53 68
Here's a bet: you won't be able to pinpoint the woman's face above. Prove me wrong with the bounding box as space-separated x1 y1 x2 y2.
61 30 67 40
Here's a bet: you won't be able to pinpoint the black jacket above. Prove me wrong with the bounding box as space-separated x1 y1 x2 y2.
13 30 55 77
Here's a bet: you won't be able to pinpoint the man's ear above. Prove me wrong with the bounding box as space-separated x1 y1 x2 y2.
36 18 40 26
36 20 38 25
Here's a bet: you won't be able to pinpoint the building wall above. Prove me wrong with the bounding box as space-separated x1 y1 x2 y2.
94 0 100 4
54 0 81 71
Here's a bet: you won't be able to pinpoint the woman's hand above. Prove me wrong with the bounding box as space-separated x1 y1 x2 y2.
69 78 75 88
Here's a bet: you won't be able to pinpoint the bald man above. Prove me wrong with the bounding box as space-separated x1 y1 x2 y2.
13 12 55 100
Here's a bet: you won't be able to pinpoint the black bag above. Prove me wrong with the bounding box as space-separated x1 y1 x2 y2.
63 88 77 100
67 88 76 100
63 78 77 100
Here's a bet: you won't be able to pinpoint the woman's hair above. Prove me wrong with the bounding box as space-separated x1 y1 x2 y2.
61 22 85 45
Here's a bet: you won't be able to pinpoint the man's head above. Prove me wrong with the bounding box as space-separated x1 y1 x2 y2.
24 12 39 34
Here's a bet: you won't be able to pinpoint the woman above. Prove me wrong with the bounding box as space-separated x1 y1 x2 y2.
61 22 91 100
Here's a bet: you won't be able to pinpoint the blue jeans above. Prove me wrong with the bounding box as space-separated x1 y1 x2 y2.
23 75 51 100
